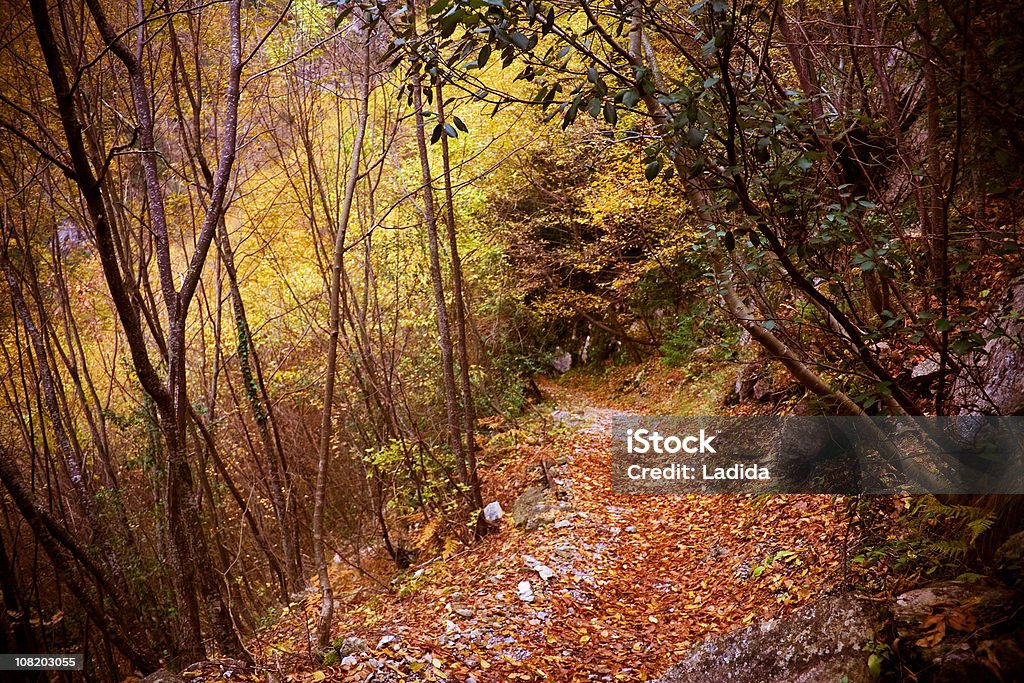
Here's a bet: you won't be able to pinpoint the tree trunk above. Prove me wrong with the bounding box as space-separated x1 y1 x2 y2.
408 18 470 494
433 80 485 516
313 20 372 652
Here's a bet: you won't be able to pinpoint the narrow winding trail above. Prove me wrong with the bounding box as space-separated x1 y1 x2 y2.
259 382 852 682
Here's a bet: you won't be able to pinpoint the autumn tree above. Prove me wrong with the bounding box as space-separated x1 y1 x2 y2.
412 0 1023 418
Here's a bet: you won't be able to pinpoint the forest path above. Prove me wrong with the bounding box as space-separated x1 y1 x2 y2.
262 380 851 682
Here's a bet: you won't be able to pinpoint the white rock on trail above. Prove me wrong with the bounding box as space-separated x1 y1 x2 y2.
484 501 504 523
522 554 556 580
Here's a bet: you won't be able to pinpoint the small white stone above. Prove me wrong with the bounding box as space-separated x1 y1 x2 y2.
484 501 504 523
517 580 535 602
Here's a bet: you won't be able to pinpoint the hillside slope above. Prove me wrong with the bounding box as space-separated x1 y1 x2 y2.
254 377 851 682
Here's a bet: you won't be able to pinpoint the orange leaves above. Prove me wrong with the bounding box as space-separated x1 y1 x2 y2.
914 605 978 648
915 613 948 648
254 381 850 683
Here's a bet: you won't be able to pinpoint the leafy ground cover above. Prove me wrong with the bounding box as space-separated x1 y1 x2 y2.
253 376 853 682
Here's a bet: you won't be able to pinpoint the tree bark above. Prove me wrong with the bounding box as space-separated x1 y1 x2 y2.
313 17 372 652
433 80 485 516
408 9 471 495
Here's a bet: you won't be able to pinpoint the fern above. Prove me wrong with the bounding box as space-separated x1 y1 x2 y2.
414 516 444 552
912 497 995 564
855 495 996 587
966 514 996 544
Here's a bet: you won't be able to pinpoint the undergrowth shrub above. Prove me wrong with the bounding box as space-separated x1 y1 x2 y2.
851 495 997 590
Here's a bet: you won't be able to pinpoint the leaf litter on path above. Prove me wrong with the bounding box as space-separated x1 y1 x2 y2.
254 380 852 682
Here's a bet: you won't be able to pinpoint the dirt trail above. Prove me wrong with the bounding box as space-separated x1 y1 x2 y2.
259 382 851 682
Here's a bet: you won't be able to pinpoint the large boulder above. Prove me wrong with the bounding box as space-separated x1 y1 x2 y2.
512 486 556 530
893 580 1024 682
892 581 1017 642
953 280 1024 416
656 594 882 683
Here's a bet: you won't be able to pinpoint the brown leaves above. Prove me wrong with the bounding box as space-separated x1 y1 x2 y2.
253 379 850 682
914 605 978 648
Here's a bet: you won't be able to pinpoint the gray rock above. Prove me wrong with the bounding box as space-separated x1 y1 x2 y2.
893 581 1018 640
178 659 250 681
655 594 881 683
928 644 988 683
336 636 368 657
552 348 572 374
953 280 1024 415
892 580 1023 677
522 554 556 580
512 486 556 530
912 356 942 379
483 501 504 523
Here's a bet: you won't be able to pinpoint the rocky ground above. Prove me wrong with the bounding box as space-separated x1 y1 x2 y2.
141 375 1024 683
245 381 851 682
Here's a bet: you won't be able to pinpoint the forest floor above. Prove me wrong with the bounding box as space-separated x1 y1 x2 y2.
254 363 856 682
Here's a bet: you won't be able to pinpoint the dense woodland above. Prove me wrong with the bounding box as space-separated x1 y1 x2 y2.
1 0 1023 680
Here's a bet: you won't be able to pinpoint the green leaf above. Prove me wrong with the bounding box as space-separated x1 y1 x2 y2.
562 94 582 129
686 128 705 149
477 44 491 68
868 653 882 679
430 123 443 144
453 116 468 133
935 318 953 333
602 101 617 125
644 157 663 181
510 32 534 50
